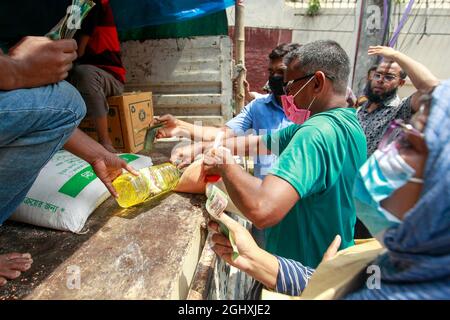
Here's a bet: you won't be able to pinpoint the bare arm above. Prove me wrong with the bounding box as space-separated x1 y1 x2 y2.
220 135 271 158
63 128 109 164
76 35 90 58
391 51 438 94
0 54 20 90
203 150 299 229
208 213 342 291
176 118 234 141
64 129 138 197
156 114 235 141
391 50 439 112
221 168 299 229
209 213 279 289
171 134 270 168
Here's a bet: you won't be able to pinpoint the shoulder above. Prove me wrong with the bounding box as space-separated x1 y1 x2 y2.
309 108 359 130
399 95 413 108
240 94 277 119
393 95 414 116
247 93 273 108
284 123 324 148
302 109 364 143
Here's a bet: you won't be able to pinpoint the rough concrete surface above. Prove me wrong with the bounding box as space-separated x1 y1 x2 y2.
0 144 209 300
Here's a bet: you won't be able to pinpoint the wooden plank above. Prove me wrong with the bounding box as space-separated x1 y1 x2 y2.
122 36 233 124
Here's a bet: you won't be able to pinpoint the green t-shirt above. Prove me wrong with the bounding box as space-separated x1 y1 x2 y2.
262 107 367 268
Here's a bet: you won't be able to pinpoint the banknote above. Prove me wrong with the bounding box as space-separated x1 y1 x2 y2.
206 184 240 261
46 0 95 40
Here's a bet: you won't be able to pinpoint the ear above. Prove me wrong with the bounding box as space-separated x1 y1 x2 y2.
399 79 406 87
313 71 326 93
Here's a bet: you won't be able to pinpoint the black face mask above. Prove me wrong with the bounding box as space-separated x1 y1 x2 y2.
268 75 285 97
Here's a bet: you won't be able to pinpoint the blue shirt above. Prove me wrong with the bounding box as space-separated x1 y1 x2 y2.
226 94 293 179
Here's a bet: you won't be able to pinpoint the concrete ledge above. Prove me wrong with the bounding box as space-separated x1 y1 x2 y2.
0 146 209 300
187 233 217 300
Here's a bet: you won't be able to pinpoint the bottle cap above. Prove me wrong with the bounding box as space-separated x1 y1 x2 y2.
205 175 221 183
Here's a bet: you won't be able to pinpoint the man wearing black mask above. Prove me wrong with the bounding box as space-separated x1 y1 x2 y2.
155 43 300 248
157 43 301 180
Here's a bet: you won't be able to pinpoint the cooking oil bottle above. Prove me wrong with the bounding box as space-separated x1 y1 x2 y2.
112 163 180 208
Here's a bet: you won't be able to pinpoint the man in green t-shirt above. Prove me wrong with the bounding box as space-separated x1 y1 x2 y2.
203 40 367 268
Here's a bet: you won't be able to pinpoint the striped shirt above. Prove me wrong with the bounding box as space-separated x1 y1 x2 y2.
247 256 314 299
275 256 314 296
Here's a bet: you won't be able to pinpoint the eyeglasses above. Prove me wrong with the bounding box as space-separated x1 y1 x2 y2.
283 73 335 94
372 72 398 82
283 74 315 94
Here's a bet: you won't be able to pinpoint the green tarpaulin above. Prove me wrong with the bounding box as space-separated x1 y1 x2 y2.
119 10 228 41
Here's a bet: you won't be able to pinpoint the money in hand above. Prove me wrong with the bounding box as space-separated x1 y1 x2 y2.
46 0 96 40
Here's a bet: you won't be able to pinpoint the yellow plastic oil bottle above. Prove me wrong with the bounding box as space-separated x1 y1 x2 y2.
112 163 180 208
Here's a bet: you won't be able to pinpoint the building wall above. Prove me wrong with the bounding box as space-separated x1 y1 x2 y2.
229 27 292 93
121 36 233 125
227 0 450 98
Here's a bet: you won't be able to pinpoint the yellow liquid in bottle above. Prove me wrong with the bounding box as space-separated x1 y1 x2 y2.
113 163 180 208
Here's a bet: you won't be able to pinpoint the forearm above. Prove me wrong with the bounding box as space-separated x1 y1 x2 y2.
176 119 231 141
63 128 109 164
244 248 279 290
203 135 270 158
0 54 21 90
393 51 439 91
219 164 272 228
76 35 90 58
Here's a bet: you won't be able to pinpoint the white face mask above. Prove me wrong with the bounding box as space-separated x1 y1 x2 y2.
353 143 423 237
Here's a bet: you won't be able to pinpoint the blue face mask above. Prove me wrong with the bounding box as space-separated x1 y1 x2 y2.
353 144 421 236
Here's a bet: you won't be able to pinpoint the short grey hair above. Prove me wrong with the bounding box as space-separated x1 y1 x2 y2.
284 40 350 95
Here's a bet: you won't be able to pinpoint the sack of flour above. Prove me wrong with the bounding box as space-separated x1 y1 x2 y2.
10 150 153 233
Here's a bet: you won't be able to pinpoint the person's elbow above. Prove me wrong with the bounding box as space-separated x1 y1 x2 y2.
248 200 284 229
421 75 440 91
430 78 440 88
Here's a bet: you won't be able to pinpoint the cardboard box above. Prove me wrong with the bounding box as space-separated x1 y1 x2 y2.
79 92 153 153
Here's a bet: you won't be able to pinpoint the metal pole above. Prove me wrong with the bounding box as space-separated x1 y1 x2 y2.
235 0 245 114
352 0 386 97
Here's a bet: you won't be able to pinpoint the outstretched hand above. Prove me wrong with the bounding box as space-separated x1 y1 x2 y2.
368 46 398 60
208 213 260 272
155 114 183 139
91 153 139 198
202 147 235 176
170 142 204 169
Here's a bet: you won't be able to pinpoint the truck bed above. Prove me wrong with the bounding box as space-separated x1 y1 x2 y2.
0 143 209 300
